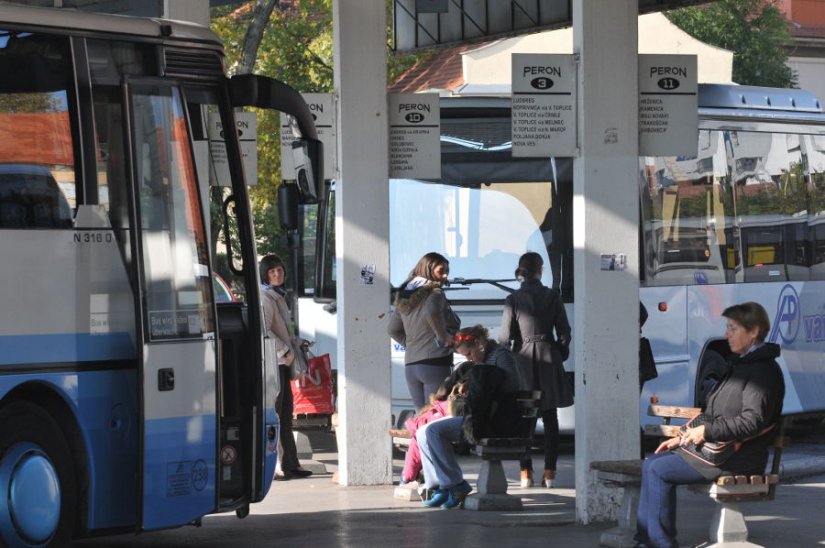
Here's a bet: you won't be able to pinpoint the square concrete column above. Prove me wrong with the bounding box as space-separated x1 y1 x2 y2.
572 0 641 523
332 0 393 485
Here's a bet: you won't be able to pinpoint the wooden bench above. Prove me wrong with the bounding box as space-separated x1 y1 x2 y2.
591 404 789 548
390 390 541 510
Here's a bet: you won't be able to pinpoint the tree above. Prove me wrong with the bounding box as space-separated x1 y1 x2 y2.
211 1 429 259
666 0 797 88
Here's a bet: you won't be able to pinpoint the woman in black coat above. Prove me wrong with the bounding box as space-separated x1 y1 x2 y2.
498 252 572 489
634 302 785 548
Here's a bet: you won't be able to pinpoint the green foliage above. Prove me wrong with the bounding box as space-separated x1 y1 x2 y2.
666 0 797 88
0 93 63 112
212 1 334 259
210 1 429 264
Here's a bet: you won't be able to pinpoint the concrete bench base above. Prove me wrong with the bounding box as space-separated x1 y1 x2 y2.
464 492 523 511
590 463 641 548
464 456 525 511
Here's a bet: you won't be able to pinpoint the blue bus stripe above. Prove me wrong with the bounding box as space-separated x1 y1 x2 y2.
0 333 135 365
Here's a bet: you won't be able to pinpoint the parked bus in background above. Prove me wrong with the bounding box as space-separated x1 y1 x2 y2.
296 83 825 433
0 4 321 546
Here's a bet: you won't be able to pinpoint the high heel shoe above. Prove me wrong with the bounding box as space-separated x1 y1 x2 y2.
519 469 534 488
542 469 556 488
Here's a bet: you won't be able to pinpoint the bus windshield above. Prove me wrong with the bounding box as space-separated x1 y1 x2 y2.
390 178 555 299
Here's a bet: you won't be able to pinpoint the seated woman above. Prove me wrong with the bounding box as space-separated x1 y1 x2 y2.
634 302 785 548
416 325 523 509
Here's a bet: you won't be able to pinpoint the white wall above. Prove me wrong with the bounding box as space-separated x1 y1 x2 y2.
788 56 825 103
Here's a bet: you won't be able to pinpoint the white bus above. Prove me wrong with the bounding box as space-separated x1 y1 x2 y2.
0 4 321 546
298 83 825 432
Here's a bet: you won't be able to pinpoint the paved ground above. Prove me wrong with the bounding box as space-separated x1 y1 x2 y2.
74 432 825 548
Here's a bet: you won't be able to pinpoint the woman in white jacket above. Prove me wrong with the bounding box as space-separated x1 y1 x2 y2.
260 254 312 480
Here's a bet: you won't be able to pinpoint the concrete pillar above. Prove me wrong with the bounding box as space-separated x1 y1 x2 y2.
332 0 393 485
163 0 209 26
572 0 641 523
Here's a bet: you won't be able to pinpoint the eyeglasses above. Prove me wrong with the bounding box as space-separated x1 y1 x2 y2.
454 333 476 343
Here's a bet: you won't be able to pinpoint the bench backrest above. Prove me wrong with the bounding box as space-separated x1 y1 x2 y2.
508 390 541 439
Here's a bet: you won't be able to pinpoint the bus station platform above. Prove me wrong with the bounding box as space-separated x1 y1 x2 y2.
75 431 825 548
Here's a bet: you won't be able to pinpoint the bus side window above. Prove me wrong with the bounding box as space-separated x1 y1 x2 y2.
731 132 808 282
0 31 75 230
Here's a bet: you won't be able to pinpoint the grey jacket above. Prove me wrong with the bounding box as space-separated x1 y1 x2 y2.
387 284 460 365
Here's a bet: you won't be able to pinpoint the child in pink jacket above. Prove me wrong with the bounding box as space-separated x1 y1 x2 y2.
402 399 451 483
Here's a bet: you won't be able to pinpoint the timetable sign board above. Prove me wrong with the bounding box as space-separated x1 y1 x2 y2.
639 54 698 157
208 111 257 186
281 93 336 181
388 92 441 179
511 53 577 157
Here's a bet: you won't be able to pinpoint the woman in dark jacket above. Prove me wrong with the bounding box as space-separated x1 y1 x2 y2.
499 252 572 489
417 325 522 509
634 302 785 548
388 252 460 411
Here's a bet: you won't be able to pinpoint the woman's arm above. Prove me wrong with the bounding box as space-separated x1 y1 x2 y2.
387 309 406 346
498 296 516 347
423 290 455 347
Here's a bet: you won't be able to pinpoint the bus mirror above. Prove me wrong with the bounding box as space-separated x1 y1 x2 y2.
278 183 299 231
292 138 323 205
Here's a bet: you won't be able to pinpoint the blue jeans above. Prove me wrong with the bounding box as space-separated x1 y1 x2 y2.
636 451 707 548
417 415 465 490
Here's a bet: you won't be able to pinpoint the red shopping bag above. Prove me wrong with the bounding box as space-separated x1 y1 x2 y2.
291 353 335 415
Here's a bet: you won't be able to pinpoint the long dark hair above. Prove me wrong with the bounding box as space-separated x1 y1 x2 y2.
515 251 543 281
402 252 449 287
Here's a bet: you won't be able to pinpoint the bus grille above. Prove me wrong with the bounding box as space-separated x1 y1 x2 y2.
163 48 224 80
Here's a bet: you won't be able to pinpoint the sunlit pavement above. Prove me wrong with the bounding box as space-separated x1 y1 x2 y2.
74 432 825 547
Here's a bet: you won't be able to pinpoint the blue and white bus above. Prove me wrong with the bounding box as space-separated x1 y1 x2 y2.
299 83 825 433
0 4 321 546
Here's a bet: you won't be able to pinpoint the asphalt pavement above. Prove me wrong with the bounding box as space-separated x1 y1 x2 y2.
73 431 825 548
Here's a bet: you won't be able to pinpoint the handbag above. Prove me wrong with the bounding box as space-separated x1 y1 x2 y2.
291 353 335 415
677 413 775 467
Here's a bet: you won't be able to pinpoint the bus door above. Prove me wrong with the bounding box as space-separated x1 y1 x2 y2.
128 79 218 530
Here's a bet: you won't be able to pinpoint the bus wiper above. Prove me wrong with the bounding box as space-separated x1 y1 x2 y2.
447 277 518 294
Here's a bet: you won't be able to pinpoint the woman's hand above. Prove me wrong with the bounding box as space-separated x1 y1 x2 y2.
655 436 681 454
282 349 295 366
679 424 706 447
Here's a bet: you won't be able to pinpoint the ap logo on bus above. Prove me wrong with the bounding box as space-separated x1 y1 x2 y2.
769 284 800 344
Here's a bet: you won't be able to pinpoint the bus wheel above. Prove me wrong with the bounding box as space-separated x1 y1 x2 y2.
0 402 76 548
695 350 728 408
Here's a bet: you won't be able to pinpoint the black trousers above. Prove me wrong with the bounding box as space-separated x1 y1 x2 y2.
276 364 300 472
520 407 560 472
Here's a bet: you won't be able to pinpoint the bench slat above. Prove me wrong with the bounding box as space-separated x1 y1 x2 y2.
644 424 681 438
648 405 700 419
389 428 411 439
